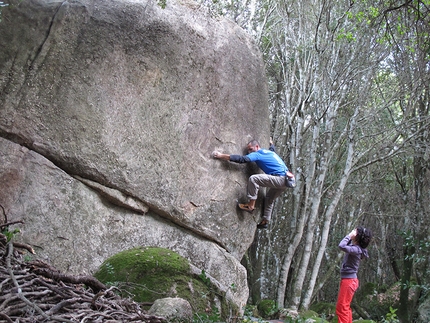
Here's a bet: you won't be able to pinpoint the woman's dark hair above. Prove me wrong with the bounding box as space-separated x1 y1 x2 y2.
356 226 372 249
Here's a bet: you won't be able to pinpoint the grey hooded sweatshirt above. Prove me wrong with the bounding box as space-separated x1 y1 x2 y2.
339 235 369 279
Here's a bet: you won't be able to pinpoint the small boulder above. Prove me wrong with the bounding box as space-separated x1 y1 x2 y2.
148 297 193 323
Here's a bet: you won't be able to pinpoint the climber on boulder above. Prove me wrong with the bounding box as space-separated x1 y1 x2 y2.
212 138 292 229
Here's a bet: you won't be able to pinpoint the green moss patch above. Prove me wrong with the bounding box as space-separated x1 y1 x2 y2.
93 247 226 316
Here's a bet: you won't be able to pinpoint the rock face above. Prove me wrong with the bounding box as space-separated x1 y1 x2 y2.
0 0 269 316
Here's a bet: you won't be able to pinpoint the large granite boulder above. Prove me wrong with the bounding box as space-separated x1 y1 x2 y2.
0 0 269 316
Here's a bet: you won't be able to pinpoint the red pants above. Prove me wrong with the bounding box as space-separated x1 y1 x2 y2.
336 278 359 323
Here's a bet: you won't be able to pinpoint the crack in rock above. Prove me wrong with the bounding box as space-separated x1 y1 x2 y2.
73 175 149 214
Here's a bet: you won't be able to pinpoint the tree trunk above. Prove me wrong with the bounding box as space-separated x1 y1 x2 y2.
398 239 414 323
301 106 359 309
276 122 319 308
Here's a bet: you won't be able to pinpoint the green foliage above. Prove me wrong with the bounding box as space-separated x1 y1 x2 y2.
336 5 382 43
380 306 399 323
397 230 430 296
193 307 221 323
359 282 378 297
336 29 356 42
157 0 166 9
23 254 33 262
199 269 211 287
242 304 258 318
230 283 236 292
415 239 430 265
1 227 20 242
257 299 278 318
355 282 401 320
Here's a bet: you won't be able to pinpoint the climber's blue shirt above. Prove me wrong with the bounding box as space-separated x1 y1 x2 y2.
229 146 288 176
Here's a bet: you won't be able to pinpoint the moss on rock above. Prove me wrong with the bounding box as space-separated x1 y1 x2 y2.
93 247 224 317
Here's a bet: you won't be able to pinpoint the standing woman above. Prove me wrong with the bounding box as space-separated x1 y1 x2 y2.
336 226 373 323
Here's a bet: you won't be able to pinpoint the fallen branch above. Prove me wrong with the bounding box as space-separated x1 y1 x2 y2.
0 312 13 323
0 220 24 230
12 241 35 254
31 266 107 293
